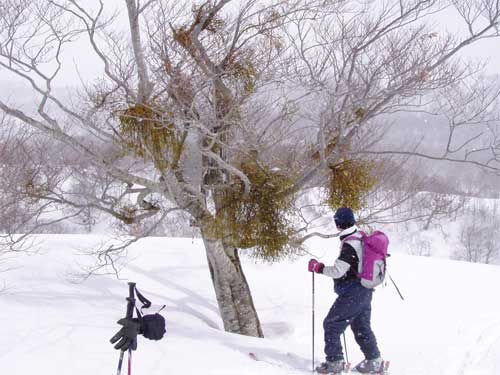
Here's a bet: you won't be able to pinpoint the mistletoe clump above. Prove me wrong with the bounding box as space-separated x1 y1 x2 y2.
208 158 297 261
227 56 258 94
118 104 181 170
326 159 378 211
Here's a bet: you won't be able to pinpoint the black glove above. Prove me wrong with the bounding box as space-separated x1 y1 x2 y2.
110 318 141 351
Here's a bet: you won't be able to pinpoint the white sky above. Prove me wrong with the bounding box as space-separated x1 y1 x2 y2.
0 1 499 89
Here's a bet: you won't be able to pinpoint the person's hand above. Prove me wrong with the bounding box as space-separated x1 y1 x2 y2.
110 318 141 351
308 259 324 273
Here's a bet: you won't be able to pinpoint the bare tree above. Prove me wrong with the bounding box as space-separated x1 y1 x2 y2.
1 0 500 337
454 202 500 264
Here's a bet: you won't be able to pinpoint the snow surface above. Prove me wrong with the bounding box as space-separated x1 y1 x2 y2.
1 234 500 375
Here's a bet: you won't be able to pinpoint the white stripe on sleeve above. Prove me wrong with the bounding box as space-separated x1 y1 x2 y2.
322 259 351 279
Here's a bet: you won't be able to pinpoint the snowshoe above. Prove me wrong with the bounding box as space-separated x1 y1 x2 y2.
351 358 389 374
315 360 350 374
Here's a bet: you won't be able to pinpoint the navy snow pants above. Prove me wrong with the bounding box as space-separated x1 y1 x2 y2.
323 281 380 362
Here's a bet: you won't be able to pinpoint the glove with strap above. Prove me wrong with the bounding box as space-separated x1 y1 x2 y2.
308 259 324 273
109 318 142 351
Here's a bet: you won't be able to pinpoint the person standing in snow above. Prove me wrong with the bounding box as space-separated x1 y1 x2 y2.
308 207 383 374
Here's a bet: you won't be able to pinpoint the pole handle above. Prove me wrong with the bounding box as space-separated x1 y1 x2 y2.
125 282 136 319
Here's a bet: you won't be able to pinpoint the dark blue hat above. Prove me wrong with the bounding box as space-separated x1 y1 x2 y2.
334 207 356 229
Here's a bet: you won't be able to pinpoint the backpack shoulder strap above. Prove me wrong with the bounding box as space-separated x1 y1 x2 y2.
342 230 365 243
341 231 364 274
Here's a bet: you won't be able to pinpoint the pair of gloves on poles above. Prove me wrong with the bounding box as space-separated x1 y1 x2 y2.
308 259 325 274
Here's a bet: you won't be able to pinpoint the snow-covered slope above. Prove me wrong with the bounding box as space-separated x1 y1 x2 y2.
1 234 499 375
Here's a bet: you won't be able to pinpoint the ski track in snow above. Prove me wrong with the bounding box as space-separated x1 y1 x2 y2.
457 320 500 375
1 234 499 375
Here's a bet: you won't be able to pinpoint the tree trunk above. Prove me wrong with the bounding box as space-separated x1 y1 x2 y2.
201 231 264 337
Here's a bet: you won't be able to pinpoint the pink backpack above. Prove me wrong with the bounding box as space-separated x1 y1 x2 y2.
344 231 389 288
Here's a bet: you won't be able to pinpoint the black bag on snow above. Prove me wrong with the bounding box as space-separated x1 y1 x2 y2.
141 313 166 340
134 286 166 341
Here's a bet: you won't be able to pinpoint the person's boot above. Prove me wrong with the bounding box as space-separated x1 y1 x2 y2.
353 357 384 373
315 360 346 374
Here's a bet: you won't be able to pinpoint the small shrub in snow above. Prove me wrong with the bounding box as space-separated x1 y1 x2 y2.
453 204 500 264
406 235 432 257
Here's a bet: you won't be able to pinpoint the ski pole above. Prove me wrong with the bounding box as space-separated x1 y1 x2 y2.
342 332 349 364
116 282 136 375
116 350 125 375
389 274 404 301
128 347 132 375
312 271 315 373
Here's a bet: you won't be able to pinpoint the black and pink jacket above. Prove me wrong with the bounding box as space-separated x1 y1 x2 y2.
321 226 364 294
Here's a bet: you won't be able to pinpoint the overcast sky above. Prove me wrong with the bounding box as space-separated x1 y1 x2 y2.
1 1 499 90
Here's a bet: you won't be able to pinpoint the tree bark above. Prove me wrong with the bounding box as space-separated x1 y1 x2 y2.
201 231 264 337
